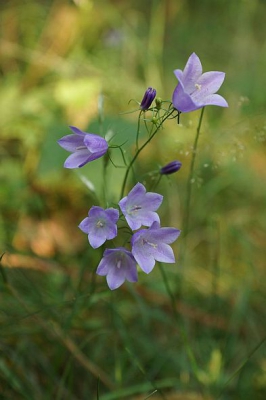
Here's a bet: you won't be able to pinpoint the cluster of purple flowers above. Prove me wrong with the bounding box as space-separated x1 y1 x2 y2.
79 183 180 290
57 52 228 290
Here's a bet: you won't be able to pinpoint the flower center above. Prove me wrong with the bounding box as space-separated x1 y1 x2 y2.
195 83 202 90
142 239 157 249
116 260 122 269
96 220 104 228
75 145 87 151
129 205 142 215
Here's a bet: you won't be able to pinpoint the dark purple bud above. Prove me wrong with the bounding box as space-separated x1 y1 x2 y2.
140 87 156 110
160 160 182 175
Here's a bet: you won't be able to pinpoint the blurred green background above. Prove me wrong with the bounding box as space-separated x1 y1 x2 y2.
0 0 265 399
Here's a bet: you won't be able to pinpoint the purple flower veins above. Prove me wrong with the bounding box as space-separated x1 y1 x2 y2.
119 182 163 231
79 206 119 249
172 52 228 113
132 221 181 273
96 247 138 290
58 126 108 168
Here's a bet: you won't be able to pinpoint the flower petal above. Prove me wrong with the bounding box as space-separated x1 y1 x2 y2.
57 134 85 152
97 248 137 290
132 245 156 274
106 267 126 290
78 217 90 233
83 134 108 158
150 227 181 244
129 211 160 230
181 53 203 92
140 192 163 211
199 93 228 108
89 229 107 248
69 126 86 136
152 243 176 263
172 83 199 113
192 72 226 103
64 149 92 168
105 208 119 222
125 263 138 282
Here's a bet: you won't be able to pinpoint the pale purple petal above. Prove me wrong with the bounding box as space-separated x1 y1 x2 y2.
106 266 127 290
121 182 146 205
172 53 228 113
79 206 119 249
96 248 138 290
150 227 181 243
58 126 108 168
197 71 225 94
79 217 90 233
151 243 176 263
105 208 120 221
83 134 108 156
173 69 184 82
69 126 86 136
172 83 199 112
64 149 92 168
181 53 203 92
131 243 156 273
199 93 228 108
57 134 85 152
192 72 226 103
127 211 160 230
131 222 180 273
140 192 163 210
119 183 163 230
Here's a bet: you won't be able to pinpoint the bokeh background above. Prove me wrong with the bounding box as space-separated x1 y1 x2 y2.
0 0 265 399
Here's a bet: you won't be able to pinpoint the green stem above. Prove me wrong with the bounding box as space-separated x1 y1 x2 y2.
135 111 142 151
181 107 205 262
158 263 206 397
120 108 176 199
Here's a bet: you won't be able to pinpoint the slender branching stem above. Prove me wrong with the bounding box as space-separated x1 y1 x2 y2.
120 108 176 199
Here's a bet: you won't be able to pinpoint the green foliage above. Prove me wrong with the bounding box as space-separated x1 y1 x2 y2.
0 0 266 399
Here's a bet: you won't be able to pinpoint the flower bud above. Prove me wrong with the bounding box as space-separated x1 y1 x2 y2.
140 87 156 110
160 160 182 175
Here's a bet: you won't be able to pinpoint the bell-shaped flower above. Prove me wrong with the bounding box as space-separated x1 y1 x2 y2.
160 160 182 175
172 52 228 113
79 206 119 249
96 247 138 290
140 87 156 110
58 126 108 168
119 183 163 231
131 221 181 273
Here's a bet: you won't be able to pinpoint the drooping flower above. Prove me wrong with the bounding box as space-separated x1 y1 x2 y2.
119 182 163 231
140 87 156 110
172 52 228 113
96 247 138 290
58 126 108 168
160 160 182 175
79 206 119 249
131 221 181 273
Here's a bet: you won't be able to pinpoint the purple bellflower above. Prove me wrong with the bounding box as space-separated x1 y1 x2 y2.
96 247 138 290
140 87 156 110
160 160 182 175
172 52 228 113
119 182 163 231
79 206 119 249
58 126 108 168
132 221 181 274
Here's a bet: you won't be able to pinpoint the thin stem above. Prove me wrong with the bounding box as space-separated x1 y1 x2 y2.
158 263 207 398
135 111 142 151
181 107 205 263
120 108 176 199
